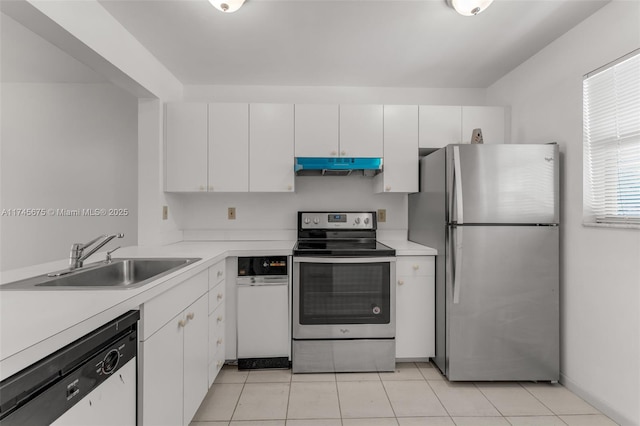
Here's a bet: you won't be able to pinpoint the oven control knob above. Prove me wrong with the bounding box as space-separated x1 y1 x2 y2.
313 217 320 224
304 217 311 224
364 217 370 225
355 217 361 224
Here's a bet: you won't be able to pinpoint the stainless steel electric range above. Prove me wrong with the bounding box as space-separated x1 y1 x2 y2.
292 211 396 373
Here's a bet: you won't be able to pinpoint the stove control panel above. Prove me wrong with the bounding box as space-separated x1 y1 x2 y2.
299 212 376 230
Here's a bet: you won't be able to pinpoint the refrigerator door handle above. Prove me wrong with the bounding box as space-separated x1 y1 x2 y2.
452 226 463 304
453 146 464 224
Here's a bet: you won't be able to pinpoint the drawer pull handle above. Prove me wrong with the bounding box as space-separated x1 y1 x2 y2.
398 280 405 286
217 293 223 300
178 319 187 328
413 265 420 270
186 312 195 321
217 271 223 277
217 338 223 345
217 316 223 323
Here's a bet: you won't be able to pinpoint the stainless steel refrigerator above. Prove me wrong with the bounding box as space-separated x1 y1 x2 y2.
408 144 559 381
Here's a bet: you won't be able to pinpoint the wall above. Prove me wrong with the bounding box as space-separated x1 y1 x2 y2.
0 83 139 270
487 2 640 425
179 176 406 240
178 84 488 237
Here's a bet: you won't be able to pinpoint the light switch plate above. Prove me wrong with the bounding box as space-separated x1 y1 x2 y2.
378 209 386 222
228 207 236 220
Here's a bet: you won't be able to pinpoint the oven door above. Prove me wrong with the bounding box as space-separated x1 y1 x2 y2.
293 256 396 339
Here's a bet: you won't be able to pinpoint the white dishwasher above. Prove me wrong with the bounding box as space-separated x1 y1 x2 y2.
236 256 290 370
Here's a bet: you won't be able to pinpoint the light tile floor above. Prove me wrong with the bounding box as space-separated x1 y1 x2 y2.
190 363 618 426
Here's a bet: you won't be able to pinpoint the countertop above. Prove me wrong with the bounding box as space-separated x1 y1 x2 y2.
0 239 435 379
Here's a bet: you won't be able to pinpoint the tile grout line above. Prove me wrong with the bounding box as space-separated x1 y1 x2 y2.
518 381 570 423
284 370 292 424
333 376 344 426
472 380 509 420
421 363 455 423
378 369 399 425
228 368 248 423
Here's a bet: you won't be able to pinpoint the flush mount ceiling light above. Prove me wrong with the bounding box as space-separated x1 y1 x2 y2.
208 0 245 13
446 0 494 16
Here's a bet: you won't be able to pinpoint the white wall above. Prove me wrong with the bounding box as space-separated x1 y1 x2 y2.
0 83 139 270
487 2 640 425
183 84 488 105
178 84 488 237
178 176 406 240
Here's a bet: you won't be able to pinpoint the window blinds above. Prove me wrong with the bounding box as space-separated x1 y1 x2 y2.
583 50 640 225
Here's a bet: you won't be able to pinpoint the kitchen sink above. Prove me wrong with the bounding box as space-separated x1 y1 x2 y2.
0 258 201 290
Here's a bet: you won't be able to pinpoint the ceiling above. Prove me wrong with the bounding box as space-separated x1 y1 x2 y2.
2 0 610 88
1 13 107 83
97 0 610 88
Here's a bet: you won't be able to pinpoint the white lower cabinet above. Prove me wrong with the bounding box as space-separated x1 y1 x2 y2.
140 270 210 426
395 256 436 360
208 262 226 387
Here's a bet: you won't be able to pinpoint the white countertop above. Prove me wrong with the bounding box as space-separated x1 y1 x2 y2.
381 240 438 256
0 239 435 379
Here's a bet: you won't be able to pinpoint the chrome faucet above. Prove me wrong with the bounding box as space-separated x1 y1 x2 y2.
69 233 124 270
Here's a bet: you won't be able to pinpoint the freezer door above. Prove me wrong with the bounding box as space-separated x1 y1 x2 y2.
447 225 559 381
447 144 559 224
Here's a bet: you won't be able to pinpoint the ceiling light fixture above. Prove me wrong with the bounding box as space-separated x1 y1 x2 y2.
208 0 245 13
446 0 494 16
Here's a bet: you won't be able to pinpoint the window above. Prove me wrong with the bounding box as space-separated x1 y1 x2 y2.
583 49 640 227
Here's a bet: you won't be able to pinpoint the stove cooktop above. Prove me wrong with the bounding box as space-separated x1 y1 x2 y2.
293 239 395 257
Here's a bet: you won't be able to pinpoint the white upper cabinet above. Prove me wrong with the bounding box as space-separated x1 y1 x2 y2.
339 104 383 157
208 103 249 192
461 106 506 144
294 104 339 157
419 105 506 148
165 103 208 192
375 105 418 193
418 105 462 149
249 103 295 192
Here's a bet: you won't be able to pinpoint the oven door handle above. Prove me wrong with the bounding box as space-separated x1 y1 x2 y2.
293 257 396 264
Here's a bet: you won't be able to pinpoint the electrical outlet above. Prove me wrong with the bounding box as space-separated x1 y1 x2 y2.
378 209 387 223
162 205 168 220
228 207 236 220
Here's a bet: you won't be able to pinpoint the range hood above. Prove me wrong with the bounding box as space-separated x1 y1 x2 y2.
294 157 383 176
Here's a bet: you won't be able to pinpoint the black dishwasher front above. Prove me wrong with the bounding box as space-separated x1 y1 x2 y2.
0 310 139 426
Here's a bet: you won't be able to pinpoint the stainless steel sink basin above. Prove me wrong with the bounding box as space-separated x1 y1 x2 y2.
0 258 201 290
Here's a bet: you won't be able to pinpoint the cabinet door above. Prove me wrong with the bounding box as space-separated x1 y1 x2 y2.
141 314 184 426
208 103 249 192
375 105 418 193
418 105 462 148
249 103 295 192
165 103 208 192
461 106 505 144
295 104 339 157
339 104 383 157
395 257 435 359
183 294 209 425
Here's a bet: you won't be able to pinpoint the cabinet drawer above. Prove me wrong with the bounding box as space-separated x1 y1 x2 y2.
208 347 225 387
140 270 209 340
209 261 225 288
209 281 225 315
396 256 434 277
208 304 225 362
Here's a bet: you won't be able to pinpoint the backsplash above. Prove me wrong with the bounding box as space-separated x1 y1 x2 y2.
176 175 408 240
